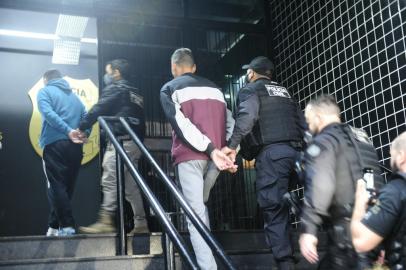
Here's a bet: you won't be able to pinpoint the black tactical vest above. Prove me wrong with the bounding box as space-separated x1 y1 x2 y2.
322 124 384 269
345 125 385 190
242 79 303 150
325 124 384 218
384 174 406 270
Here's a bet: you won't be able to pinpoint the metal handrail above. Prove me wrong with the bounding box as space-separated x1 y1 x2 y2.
98 117 199 269
118 117 236 270
98 116 236 270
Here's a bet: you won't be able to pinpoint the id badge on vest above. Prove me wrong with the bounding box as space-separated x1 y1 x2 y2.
265 84 291 99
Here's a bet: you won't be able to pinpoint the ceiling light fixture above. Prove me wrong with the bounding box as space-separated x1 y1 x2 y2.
52 15 90 65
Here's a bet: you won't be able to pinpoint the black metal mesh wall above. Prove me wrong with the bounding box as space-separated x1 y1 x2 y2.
268 0 406 229
270 0 406 166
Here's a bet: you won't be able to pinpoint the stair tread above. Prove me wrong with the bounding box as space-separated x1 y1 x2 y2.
0 254 163 266
0 249 275 265
0 230 271 241
0 232 160 242
0 230 327 264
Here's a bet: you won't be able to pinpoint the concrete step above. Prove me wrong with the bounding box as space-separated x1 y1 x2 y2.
0 251 321 270
0 231 328 269
1 231 277 261
0 255 172 270
0 230 328 260
0 233 162 261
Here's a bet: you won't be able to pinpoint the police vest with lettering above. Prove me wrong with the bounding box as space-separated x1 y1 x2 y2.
249 79 303 146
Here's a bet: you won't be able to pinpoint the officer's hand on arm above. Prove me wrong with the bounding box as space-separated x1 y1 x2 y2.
299 233 319 264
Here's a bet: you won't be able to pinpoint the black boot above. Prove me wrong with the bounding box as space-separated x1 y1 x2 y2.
277 260 296 270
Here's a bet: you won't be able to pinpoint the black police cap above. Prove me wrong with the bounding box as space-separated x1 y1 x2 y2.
242 56 274 73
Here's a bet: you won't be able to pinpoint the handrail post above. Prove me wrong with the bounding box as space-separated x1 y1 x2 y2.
116 138 127 255
164 213 176 270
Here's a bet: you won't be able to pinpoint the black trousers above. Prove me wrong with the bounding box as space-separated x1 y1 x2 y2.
318 246 360 270
318 223 372 270
42 140 83 229
255 143 299 268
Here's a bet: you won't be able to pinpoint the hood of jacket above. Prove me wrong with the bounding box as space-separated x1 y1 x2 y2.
46 78 71 92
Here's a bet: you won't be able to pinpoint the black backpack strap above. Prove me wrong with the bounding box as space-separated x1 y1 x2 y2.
344 125 366 172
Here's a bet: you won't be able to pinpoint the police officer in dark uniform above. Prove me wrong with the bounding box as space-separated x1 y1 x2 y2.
352 132 406 270
222 56 306 270
78 59 148 234
299 95 383 269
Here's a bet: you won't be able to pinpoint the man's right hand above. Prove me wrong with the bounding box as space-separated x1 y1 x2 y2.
220 146 238 173
76 129 88 143
299 233 319 264
221 146 237 163
226 167 238 174
210 149 237 171
68 130 87 144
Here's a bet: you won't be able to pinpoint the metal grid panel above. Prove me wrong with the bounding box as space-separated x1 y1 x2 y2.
270 0 406 226
271 0 406 159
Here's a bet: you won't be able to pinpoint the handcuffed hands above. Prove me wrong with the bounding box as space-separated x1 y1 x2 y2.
217 146 238 173
210 148 238 172
68 129 88 144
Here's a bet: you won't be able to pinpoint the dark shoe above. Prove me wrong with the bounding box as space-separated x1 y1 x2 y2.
277 260 296 270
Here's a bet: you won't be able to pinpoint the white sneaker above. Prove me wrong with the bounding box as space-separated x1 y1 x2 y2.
58 227 76 236
46 227 59 236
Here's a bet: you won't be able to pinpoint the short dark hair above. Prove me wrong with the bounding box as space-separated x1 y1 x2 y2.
107 59 131 80
171 48 195 67
255 69 272 78
43 69 62 82
307 94 341 116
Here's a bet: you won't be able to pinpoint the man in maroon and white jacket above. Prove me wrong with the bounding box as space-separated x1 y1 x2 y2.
160 48 235 270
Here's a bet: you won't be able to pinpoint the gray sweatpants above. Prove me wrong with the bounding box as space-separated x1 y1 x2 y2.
177 160 220 270
101 141 146 227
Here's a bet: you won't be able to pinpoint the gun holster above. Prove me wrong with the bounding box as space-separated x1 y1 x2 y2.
283 191 302 216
